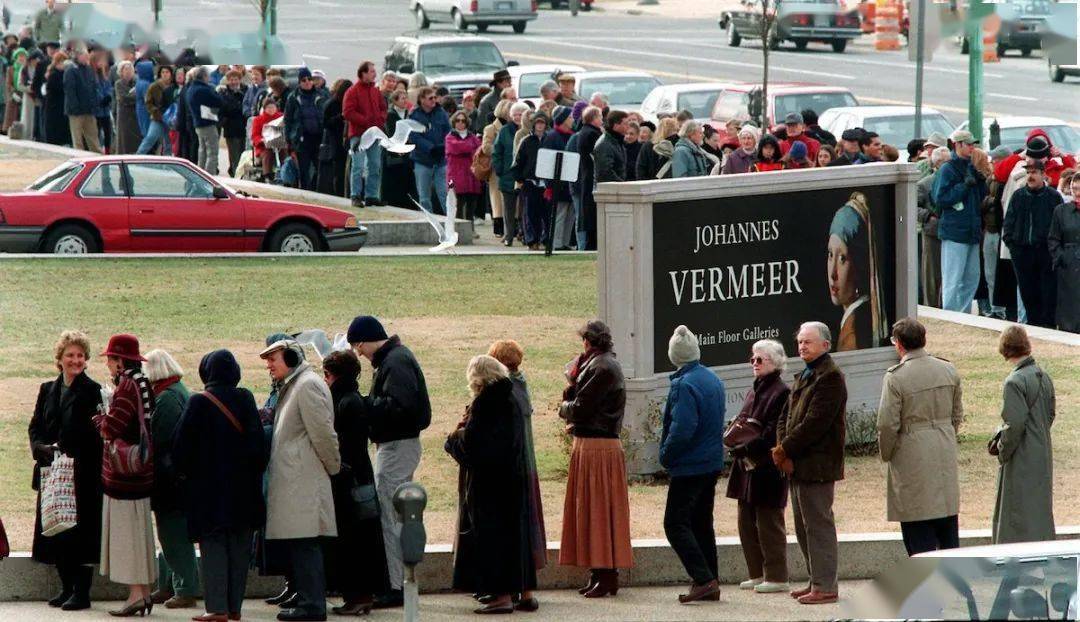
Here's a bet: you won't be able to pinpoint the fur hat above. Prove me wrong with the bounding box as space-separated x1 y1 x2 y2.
668 325 701 367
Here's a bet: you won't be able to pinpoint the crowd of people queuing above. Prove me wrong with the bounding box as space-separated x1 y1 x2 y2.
27 311 1055 617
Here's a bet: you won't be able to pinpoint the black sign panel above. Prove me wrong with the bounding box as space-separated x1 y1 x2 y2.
652 185 897 373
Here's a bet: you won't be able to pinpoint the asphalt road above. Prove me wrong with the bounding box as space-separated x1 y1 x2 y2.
5 0 1079 126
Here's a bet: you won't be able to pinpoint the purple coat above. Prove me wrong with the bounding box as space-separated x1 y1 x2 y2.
725 370 790 509
445 131 483 196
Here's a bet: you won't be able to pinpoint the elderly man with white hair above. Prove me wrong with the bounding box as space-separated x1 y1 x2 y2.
773 321 847 605
721 125 761 175
538 79 559 104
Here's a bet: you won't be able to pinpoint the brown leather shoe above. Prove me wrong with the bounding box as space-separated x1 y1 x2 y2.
790 586 812 599
678 579 720 604
166 595 198 609
797 591 838 605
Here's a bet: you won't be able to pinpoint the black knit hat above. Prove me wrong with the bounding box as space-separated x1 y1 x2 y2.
347 315 388 344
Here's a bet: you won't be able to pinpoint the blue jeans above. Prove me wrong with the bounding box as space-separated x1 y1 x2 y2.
349 137 383 201
941 240 980 313
414 161 448 216
136 120 166 155
981 232 1006 316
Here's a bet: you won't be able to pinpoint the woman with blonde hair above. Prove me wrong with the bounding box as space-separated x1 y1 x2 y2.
445 355 538 613
482 99 513 237
29 330 105 610
637 116 680 180
826 191 889 351
144 349 199 609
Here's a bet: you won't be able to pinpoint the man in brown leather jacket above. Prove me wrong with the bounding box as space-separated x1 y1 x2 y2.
773 321 847 605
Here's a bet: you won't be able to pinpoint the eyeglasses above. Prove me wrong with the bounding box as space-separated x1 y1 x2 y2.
750 356 766 365
300 77 312 82
424 96 437 101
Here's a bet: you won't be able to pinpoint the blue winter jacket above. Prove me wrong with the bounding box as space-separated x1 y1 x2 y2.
134 60 154 135
408 105 451 167
94 73 113 119
62 61 98 116
931 152 988 245
185 80 224 129
659 361 726 477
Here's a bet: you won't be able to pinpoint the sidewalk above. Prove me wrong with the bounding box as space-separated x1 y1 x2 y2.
0 582 868 621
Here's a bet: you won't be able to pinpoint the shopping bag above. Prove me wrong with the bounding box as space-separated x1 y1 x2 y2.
40 452 78 537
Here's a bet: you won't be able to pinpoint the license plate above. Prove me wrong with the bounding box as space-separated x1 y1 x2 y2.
814 14 829 27
497 1 512 9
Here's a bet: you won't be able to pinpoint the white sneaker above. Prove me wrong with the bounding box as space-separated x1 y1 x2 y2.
754 581 790 594
739 578 763 590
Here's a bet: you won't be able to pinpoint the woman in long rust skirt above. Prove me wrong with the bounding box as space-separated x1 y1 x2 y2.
558 320 633 597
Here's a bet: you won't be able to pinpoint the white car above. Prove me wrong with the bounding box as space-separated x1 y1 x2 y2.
572 71 662 113
818 105 955 148
639 82 735 124
1049 61 1080 83
411 0 537 33
956 116 1080 154
509 63 585 102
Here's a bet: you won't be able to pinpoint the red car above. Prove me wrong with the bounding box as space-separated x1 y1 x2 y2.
0 155 367 254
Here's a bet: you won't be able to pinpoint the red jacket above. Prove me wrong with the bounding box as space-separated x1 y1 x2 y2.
780 134 821 163
95 372 154 500
251 110 283 157
754 160 785 173
342 80 388 140
993 128 1076 188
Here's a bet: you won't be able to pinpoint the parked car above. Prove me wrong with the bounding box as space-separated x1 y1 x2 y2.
708 83 858 137
1049 61 1080 83
818 106 955 150
0 156 367 254
719 0 862 53
509 63 585 102
960 0 1052 57
384 34 515 101
956 116 1080 155
572 71 662 113
536 0 592 10
411 0 537 33
639 82 735 124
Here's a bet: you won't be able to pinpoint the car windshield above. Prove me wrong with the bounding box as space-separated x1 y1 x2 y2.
677 91 723 120
864 115 955 148
579 77 661 107
419 43 505 75
27 162 83 192
998 125 1080 154
519 73 551 99
774 92 858 122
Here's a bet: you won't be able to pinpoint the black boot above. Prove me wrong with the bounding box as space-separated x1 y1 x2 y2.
578 569 599 595
493 217 504 237
60 565 92 610
48 565 73 608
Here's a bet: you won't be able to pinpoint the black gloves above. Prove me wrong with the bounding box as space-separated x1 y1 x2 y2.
32 442 55 466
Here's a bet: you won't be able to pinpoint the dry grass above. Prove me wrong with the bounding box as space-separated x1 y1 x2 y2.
0 157 64 191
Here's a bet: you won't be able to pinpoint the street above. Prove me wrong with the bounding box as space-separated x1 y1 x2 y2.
5 0 1079 125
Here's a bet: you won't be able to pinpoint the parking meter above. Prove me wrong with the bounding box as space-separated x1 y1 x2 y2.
394 482 427 622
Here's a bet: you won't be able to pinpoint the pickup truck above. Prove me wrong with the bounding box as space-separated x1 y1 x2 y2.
719 0 862 53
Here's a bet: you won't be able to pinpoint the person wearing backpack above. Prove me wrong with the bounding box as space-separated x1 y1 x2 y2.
93 334 157 617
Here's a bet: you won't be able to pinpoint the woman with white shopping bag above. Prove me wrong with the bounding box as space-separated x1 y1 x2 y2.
29 330 105 612
94 334 158 617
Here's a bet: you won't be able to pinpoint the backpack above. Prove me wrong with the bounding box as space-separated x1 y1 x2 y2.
470 147 492 181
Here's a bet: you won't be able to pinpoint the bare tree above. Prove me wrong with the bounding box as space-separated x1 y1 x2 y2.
755 0 783 128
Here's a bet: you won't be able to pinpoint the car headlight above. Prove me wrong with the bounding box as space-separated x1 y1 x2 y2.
345 216 358 228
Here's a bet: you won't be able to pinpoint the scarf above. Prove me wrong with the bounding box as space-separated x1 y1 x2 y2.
568 347 604 385
152 376 181 397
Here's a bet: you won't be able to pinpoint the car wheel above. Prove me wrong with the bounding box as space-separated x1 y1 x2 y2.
452 9 468 31
831 39 847 53
1049 63 1065 83
512 21 526 33
794 38 808 50
476 23 489 31
269 223 322 253
727 21 742 47
43 224 99 254
415 6 430 29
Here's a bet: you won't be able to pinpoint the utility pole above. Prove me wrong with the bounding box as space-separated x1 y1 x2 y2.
151 0 161 25
967 0 991 144
913 0 926 139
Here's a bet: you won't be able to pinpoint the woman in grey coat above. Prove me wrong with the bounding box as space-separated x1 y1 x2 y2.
113 61 141 154
991 325 1056 544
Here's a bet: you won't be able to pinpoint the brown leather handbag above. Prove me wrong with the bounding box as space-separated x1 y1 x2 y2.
723 417 763 450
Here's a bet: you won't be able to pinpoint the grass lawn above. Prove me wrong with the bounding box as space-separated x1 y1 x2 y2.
1 255 1077 553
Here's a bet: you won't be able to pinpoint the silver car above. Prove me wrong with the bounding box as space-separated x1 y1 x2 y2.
411 0 538 33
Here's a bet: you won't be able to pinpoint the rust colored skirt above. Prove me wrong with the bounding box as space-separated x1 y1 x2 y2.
559 437 634 569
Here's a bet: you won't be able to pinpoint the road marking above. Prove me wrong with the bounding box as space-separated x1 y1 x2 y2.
302 53 332 60
509 38 856 80
308 0 341 5
986 92 1040 102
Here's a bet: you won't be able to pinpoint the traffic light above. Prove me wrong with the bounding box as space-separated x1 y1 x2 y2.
748 88 764 128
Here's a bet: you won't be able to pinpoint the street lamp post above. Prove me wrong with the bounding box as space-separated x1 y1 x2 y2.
966 0 987 144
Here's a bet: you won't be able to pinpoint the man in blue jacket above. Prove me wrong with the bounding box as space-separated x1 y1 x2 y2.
659 325 726 605
408 86 451 215
63 44 100 153
931 130 988 313
185 66 224 175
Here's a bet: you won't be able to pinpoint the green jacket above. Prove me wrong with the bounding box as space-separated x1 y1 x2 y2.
33 8 64 44
152 379 191 513
492 120 519 193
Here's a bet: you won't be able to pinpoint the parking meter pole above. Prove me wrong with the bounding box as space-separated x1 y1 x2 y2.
544 152 563 257
394 483 428 622
404 566 419 622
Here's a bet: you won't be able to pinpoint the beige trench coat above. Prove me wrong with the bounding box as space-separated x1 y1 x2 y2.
876 349 963 523
265 362 342 540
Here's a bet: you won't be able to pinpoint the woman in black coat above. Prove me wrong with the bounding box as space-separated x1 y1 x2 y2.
445 355 537 614
320 350 390 615
28 330 104 610
317 79 351 198
173 349 268 621
43 53 71 146
381 89 417 208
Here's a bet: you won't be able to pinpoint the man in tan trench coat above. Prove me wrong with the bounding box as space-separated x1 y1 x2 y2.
261 339 341 622
876 318 963 556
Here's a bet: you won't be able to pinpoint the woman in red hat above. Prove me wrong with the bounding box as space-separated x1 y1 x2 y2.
94 334 157 617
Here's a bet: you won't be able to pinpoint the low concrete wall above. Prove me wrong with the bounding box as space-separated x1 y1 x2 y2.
6 528 1079 601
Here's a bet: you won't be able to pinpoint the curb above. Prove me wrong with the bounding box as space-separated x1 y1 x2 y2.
918 305 1080 347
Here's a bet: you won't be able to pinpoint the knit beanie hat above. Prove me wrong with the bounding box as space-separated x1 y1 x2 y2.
789 141 808 161
571 100 588 121
347 315 388 344
297 67 313 82
552 105 572 127
668 325 701 367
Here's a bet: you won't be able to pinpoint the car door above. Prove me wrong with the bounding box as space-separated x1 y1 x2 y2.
125 161 243 252
73 162 133 251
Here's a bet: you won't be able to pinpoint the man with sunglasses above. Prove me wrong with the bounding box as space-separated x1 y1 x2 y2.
408 86 451 216
876 318 963 556
284 67 328 191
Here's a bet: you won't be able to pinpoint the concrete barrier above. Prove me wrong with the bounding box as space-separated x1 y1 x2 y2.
5 527 1080 601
